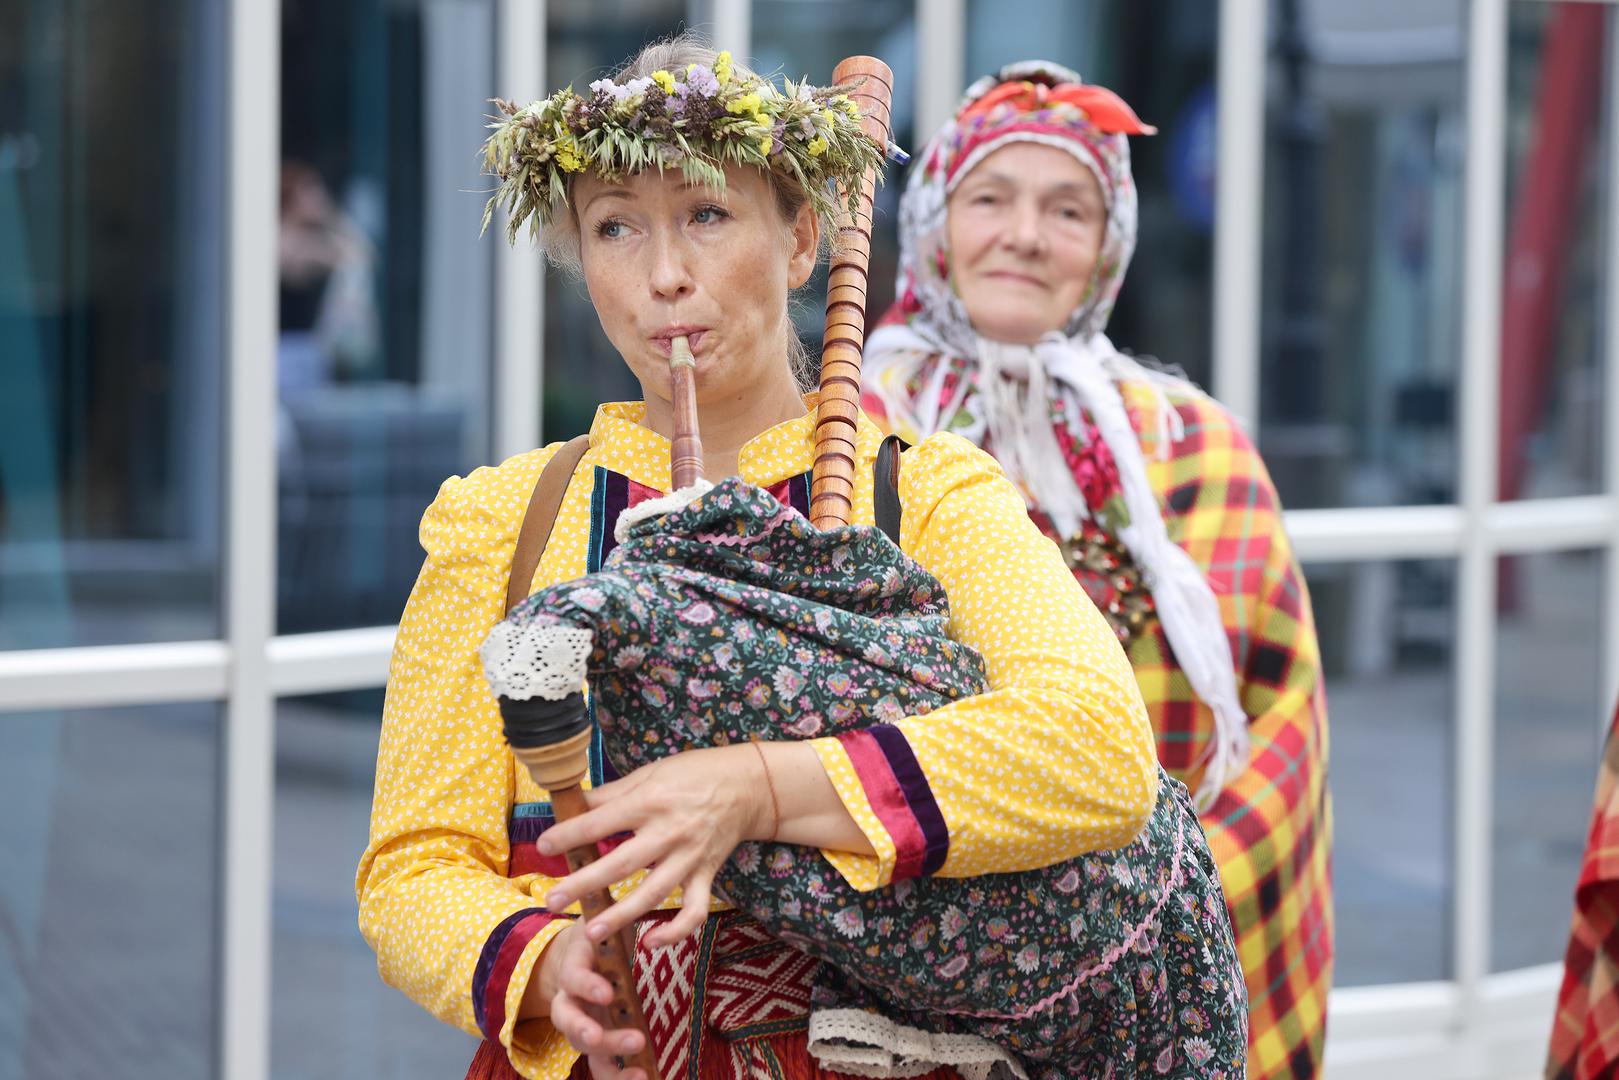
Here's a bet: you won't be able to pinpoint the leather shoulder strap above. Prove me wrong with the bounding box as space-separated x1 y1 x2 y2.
505 434 591 615
874 434 907 545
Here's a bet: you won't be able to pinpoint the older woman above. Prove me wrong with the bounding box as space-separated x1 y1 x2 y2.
358 40 1243 1080
862 62 1333 1080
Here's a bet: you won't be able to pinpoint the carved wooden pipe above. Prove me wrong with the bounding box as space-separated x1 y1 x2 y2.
500 694 662 1079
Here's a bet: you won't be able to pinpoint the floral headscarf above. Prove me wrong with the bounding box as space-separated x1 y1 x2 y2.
864 62 1249 808
888 60 1152 347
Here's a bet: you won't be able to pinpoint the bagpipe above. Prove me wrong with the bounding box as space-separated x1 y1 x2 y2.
480 56 1243 1079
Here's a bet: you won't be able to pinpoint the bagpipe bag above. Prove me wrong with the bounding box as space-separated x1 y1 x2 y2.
482 477 1246 1074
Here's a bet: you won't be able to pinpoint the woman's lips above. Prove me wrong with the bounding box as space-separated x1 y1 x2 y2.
651 329 709 356
984 271 1048 290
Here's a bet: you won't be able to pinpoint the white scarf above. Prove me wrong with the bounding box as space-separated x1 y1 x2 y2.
866 321 1249 810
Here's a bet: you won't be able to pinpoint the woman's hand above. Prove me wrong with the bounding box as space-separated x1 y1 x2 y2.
539 745 771 949
541 921 652 1080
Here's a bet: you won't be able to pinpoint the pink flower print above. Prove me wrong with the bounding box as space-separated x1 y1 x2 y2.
832 907 865 938
1155 1045 1175 1074
985 917 1010 940
828 701 856 723
640 685 668 708
824 671 854 697
686 677 719 701
910 921 934 950
768 849 794 876
892 878 914 904
938 953 969 979
780 897 801 920
732 845 760 873
614 645 646 671
1015 945 1041 974
648 662 679 686
1068 913 1088 941
939 905 967 941
1180 1006 1208 1033
745 680 771 709
873 695 905 724
573 586 607 612
678 601 715 625
772 666 803 702
1056 867 1082 894
712 643 736 671
787 712 824 737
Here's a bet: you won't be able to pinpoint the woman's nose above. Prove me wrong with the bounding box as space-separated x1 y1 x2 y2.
1001 201 1045 257
648 233 696 301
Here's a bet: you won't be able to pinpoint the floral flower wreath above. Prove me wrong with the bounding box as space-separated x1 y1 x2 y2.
480 51 885 244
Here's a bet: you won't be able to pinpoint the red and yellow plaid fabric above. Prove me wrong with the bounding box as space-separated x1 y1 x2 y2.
1123 384 1333 1080
1548 699 1619 1080
866 379 1334 1078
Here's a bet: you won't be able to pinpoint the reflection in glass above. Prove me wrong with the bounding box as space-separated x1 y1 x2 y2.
1259 0 1465 509
1306 559 1454 986
1499 3 1611 501
541 1 692 441
964 0 1219 390
753 0 917 373
0 2 224 649
273 692 477 1077
0 703 220 1078
1493 549 1605 973
277 0 497 632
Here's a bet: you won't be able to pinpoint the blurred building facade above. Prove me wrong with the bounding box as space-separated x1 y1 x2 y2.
0 1 1614 1077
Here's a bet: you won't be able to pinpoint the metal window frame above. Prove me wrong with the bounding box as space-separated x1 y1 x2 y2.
0 1 1615 1076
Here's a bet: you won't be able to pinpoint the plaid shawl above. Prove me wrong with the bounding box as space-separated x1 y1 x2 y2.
1548 699 1619 1079
864 371 1333 1079
1125 383 1333 1080
492 478 1247 1078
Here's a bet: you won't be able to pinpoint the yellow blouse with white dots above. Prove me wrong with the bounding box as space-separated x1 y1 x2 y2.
355 396 1157 1079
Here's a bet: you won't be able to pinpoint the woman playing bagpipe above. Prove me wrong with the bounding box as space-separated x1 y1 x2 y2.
356 36 1246 1080
859 62 1333 1079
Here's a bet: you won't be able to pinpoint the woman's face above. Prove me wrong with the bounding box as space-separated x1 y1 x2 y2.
575 164 818 405
945 141 1108 345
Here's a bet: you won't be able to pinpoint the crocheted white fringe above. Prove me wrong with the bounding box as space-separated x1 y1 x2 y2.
613 480 714 544
808 1009 1030 1080
479 622 592 701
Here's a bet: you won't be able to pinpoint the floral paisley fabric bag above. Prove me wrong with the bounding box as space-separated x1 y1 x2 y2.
482 478 1247 1078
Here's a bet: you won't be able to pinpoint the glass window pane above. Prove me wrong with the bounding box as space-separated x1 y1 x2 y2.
963 0 1219 390
753 0 916 381
0 2 224 649
1308 559 1455 986
1260 0 1466 509
277 0 498 633
1492 549 1605 973
541 1 693 441
0 703 220 1078
1499 3 1612 501
273 692 477 1077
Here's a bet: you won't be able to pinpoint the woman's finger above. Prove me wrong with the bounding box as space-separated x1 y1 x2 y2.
648 872 712 947
549 990 605 1052
545 832 667 913
579 765 654 809
585 855 694 942
539 786 662 857
556 933 615 1007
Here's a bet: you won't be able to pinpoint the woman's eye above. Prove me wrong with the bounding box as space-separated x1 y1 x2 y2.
692 205 729 225
595 218 627 239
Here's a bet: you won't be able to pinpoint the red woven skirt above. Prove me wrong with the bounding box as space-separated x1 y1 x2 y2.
468 910 962 1080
